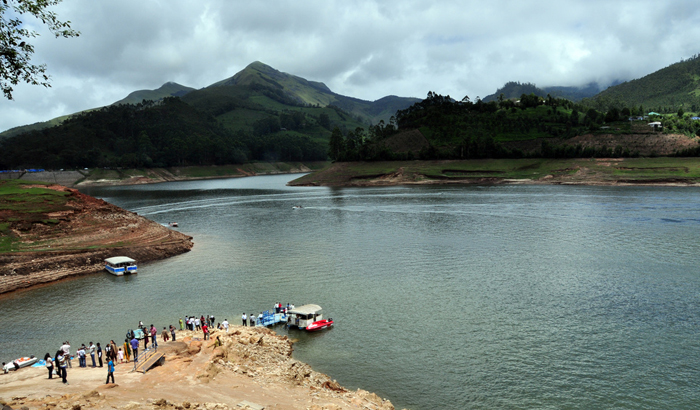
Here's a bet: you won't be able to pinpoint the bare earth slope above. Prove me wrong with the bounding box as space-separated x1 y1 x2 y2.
0 326 399 410
0 184 193 294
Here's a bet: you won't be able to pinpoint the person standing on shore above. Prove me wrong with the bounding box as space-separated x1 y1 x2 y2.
161 326 169 342
150 325 158 349
60 341 71 368
202 323 209 340
222 318 229 332
77 344 86 367
105 358 114 384
123 339 131 362
179 317 184 331
170 325 176 341
241 313 246 327
44 353 53 379
249 313 255 326
96 343 103 367
104 342 112 362
130 336 139 362
117 348 124 363
109 340 118 362
57 350 68 384
88 342 96 367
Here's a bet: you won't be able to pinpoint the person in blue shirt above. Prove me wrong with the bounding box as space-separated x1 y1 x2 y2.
106 358 115 384
130 336 140 362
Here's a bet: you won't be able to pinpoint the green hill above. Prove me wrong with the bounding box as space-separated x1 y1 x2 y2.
0 62 421 169
0 115 71 140
590 55 700 112
192 61 420 126
111 82 195 106
1 62 418 143
483 81 603 103
0 82 195 140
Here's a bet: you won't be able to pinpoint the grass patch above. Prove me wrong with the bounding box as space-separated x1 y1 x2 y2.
0 180 71 213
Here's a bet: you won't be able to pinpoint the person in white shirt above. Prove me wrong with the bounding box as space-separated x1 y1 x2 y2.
241 313 247 326
222 319 229 332
88 342 96 367
61 341 72 368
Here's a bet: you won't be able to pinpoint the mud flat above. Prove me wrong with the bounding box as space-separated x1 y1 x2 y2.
0 183 193 294
288 158 700 187
0 326 400 410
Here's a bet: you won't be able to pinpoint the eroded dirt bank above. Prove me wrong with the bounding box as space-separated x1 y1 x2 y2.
0 185 193 294
0 326 400 410
288 159 700 188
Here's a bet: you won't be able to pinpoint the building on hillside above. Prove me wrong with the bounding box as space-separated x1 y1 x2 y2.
648 121 663 130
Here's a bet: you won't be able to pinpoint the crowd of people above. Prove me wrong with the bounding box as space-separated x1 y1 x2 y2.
10 303 298 387
40 319 184 386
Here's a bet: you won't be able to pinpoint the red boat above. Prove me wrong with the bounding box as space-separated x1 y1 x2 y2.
305 319 333 331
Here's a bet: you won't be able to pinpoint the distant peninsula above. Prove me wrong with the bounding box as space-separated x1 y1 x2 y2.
0 180 193 294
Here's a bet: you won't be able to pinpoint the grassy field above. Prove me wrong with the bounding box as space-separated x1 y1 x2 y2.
0 180 72 213
289 158 700 186
0 180 74 252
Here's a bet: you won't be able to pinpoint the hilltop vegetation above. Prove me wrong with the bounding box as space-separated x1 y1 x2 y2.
328 90 700 162
482 81 604 103
586 54 700 113
0 62 419 169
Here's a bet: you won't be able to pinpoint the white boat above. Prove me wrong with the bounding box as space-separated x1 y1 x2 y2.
3 356 37 373
292 205 303 209
287 304 324 329
169 222 179 227
105 256 137 276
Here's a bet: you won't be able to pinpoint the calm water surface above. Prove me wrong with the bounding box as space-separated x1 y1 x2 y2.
1 174 700 409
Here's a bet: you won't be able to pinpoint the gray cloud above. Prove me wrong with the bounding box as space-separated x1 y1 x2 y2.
2 0 700 132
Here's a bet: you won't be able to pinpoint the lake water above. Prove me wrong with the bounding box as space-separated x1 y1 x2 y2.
2 174 700 409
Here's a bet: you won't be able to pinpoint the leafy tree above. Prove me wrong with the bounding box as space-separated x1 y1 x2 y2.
328 126 344 161
318 112 330 130
1 0 79 99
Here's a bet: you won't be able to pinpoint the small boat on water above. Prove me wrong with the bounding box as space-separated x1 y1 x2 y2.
306 319 334 331
169 222 179 227
105 256 137 276
3 356 37 373
292 205 303 210
287 304 329 330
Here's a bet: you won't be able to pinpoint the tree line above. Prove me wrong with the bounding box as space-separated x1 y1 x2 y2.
0 97 328 169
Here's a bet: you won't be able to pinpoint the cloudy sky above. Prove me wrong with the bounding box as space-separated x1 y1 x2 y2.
2 0 700 132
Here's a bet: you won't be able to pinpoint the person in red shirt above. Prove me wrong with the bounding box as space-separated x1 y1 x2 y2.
202 323 209 340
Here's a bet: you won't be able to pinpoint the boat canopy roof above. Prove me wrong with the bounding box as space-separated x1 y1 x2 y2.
288 304 322 315
105 256 136 265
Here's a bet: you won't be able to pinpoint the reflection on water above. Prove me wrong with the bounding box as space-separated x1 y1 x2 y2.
1 175 699 409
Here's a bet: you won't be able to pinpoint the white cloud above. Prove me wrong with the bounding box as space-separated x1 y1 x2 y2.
2 0 700 132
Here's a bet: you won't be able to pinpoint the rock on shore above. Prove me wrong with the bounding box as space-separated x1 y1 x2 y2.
0 184 193 294
0 327 401 410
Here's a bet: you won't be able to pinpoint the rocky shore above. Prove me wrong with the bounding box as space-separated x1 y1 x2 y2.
0 184 193 294
0 326 400 410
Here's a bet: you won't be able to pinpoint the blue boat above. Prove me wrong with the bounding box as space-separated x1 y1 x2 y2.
105 256 137 276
